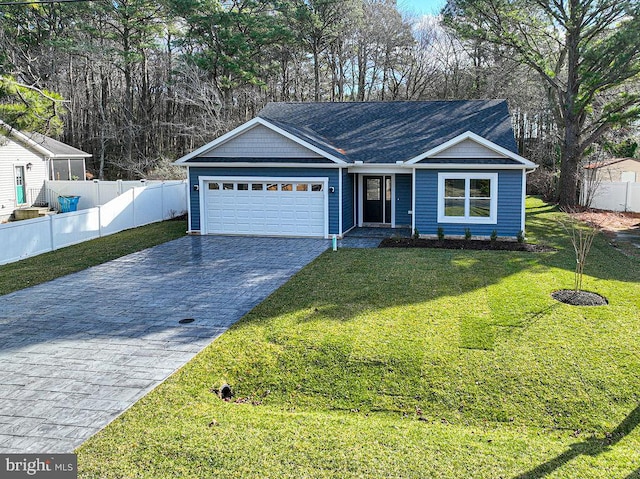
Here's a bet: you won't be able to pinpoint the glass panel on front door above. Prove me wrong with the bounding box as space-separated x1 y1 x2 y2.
15 166 26 204
385 177 392 223
364 176 392 224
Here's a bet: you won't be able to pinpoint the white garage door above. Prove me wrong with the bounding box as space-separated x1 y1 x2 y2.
204 178 327 237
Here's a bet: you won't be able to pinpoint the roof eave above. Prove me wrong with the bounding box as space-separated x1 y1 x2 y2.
412 163 535 170
0 120 91 158
179 161 343 168
0 120 54 157
48 153 93 159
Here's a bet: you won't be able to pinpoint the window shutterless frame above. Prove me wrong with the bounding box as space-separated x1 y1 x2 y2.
437 172 498 224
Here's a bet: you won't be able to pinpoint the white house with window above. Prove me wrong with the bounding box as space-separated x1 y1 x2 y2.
0 121 91 221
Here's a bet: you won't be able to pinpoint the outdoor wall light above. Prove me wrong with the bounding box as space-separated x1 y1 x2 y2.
193 184 199 191
329 186 335 193
26 162 32 170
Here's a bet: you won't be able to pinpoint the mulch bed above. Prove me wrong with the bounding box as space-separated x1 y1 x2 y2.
551 289 608 306
379 237 555 252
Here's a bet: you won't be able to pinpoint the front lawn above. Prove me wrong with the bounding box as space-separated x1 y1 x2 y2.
77 198 640 478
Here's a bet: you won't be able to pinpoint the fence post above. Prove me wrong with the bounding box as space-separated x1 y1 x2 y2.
117 179 123 196
49 214 55 252
132 189 136 227
625 181 631 212
98 205 103 237
161 182 165 220
94 179 100 206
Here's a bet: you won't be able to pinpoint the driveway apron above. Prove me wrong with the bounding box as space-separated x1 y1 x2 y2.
0 236 328 453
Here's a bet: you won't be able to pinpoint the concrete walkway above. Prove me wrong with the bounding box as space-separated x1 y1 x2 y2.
339 227 411 248
0 236 328 453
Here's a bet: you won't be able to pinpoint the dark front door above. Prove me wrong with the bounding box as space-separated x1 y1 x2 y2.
363 176 393 224
363 176 383 223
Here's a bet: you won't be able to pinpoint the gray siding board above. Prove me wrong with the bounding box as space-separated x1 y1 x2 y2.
395 174 412 227
415 169 523 237
201 125 323 158
189 167 339 235
431 139 505 158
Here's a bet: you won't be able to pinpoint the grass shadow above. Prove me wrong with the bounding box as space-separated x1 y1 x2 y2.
513 403 640 478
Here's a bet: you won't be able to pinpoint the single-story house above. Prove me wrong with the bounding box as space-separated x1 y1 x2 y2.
583 158 640 183
0 121 92 221
175 101 537 239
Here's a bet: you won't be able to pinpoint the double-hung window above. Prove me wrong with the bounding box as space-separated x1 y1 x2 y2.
437 172 498 223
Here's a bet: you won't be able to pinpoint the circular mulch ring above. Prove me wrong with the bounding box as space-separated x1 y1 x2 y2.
551 289 608 306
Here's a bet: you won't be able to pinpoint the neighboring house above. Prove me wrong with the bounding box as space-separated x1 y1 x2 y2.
583 158 640 183
0 121 92 221
581 158 640 212
175 101 537 239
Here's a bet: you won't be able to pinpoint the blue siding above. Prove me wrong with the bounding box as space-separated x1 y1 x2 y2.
395 174 412 227
342 171 355 232
188 167 340 235
415 169 523 237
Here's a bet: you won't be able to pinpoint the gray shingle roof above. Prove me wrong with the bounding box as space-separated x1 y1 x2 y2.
258 100 517 164
25 131 91 158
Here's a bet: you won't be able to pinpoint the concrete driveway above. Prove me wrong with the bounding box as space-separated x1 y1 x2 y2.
0 236 328 453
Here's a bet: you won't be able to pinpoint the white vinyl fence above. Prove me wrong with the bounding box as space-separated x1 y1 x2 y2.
582 181 640 213
0 181 187 265
45 179 183 212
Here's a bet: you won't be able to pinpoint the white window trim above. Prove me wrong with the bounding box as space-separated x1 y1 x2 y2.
437 172 498 224
50 158 87 181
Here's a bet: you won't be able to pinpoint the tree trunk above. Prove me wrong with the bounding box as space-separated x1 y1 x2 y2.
313 41 320 101
357 44 366 101
557 22 582 208
557 121 581 207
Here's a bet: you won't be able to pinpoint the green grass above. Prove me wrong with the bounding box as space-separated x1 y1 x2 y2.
0 219 187 296
76 198 640 478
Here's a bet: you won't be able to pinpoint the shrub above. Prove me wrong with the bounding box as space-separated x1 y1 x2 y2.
558 208 598 292
464 228 472 240
490 230 498 242
517 230 525 243
413 228 420 239
437 227 445 241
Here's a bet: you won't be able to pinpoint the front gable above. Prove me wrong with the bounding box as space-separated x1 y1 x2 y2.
175 117 347 165
406 131 537 169
430 138 506 159
199 124 323 159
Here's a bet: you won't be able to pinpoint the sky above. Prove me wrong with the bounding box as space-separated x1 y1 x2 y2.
398 0 447 16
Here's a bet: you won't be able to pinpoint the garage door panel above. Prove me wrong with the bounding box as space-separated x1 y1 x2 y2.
204 178 326 237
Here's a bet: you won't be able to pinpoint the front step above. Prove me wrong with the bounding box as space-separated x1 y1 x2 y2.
13 206 55 220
